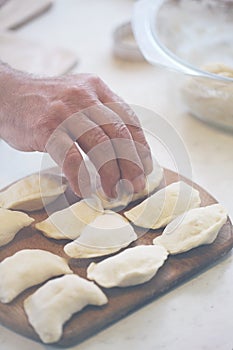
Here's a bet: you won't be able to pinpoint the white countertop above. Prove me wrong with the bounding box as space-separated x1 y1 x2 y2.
0 1 233 349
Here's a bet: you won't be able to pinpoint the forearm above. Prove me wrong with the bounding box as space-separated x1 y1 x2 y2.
0 61 23 90
0 62 35 150
0 63 19 139
0 62 13 138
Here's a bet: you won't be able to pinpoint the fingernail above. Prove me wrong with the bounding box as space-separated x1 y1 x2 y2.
132 174 146 193
144 155 153 175
123 180 134 194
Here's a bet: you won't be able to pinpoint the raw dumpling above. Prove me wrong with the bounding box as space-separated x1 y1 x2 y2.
24 274 108 344
35 198 103 240
95 158 163 209
0 249 73 303
131 159 163 202
64 210 137 258
0 208 34 247
87 245 168 288
0 173 67 211
153 204 227 254
124 181 201 229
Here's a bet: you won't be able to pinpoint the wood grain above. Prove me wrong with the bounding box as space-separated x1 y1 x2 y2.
0 169 232 347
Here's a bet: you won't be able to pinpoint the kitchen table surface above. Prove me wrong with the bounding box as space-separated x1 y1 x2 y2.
0 1 233 349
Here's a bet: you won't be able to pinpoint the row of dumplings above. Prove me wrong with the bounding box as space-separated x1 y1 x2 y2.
0 166 180 251
1 172 222 257
0 165 163 248
0 159 163 213
0 199 227 345
0 245 168 343
0 170 228 269
0 171 228 344
35 179 226 258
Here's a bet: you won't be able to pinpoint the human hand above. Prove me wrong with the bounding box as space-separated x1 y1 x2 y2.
0 66 152 198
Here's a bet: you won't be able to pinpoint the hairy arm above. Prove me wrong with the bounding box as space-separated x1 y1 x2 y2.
0 62 152 198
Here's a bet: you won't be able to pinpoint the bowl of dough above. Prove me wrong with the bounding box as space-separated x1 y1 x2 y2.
133 0 233 132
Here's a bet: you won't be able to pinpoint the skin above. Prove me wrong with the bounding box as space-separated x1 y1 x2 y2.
0 63 152 198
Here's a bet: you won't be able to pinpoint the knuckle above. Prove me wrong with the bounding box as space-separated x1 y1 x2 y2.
65 73 102 87
135 129 148 146
64 148 80 167
87 74 102 86
114 122 130 139
61 85 97 110
49 100 67 120
92 127 110 145
129 124 150 152
60 86 84 104
65 86 83 98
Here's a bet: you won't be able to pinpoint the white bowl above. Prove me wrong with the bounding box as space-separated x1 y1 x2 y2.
133 0 233 132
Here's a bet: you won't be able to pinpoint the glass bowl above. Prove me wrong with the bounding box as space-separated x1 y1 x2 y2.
132 0 233 132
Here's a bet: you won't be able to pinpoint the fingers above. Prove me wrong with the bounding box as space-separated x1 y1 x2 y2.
77 127 121 198
62 144 91 198
46 98 151 198
84 104 146 193
106 101 153 175
32 74 152 199
63 112 120 198
64 105 147 195
45 129 91 197
95 81 153 175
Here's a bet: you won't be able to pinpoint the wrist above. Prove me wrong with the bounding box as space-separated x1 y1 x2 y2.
0 62 26 94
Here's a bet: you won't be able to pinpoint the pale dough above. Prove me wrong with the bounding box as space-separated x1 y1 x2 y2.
35 198 104 240
64 210 137 258
0 173 67 211
182 63 233 130
0 208 34 247
0 249 73 303
95 158 163 209
87 245 168 288
24 274 108 344
153 204 227 254
124 181 201 229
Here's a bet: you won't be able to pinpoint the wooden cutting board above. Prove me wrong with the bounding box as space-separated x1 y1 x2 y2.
0 169 232 347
